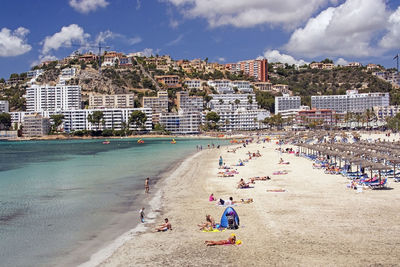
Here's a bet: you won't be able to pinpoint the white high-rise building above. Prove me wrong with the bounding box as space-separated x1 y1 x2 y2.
204 109 269 131
26 84 81 112
311 90 389 113
275 95 301 114
176 92 203 113
0 100 9 113
160 109 201 134
208 93 258 111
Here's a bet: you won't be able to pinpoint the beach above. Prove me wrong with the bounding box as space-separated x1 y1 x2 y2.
99 135 400 266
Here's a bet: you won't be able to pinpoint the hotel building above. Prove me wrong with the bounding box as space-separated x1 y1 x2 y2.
155 75 180 88
275 95 301 114
22 113 50 137
208 94 258 111
176 92 203 113
226 59 268 82
26 84 81 112
142 91 168 123
159 110 201 134
89 93 135 109
311 90 389 113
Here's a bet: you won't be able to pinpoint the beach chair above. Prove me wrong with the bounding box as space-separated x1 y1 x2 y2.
368 179 387 189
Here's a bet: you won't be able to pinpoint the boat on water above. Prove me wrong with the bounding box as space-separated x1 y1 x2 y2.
170 139 176 144
137 139 144 144
102 140 110 144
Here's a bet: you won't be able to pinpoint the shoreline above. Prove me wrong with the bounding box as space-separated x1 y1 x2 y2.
76 149 207 267
99 135 400 266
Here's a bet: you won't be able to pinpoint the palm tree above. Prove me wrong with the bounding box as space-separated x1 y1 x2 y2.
355 113 362 128
234 99 240 109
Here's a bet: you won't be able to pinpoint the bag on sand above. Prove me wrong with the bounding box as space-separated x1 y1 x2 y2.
227 215 238 229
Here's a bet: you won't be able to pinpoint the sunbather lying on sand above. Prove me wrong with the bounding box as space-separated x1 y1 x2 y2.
273 170 288 175
249 176 270 183
205 234 236 246
279 158 290 164
238 178 250 188
155 218 172 232
241 198 253 204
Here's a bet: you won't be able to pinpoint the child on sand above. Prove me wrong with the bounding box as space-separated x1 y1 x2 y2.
140 207 145 223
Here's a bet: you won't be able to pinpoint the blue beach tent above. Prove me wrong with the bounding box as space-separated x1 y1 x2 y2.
220 207 240 228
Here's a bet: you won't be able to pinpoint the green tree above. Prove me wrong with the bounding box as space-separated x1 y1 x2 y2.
205 111 220 123
50 114 64 133
0 113 11 130
88 111 104 130
129 110 147 131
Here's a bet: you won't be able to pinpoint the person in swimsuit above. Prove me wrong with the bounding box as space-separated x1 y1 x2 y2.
155 218 172 232
205 234 236 246
145 177 150 194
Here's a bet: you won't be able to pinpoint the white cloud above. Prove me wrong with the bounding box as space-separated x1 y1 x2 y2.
166 34 183 46
95 30 142 45
69 0 109 14
31 55 58 67
285 0 388 57
0 27 32 57
136 0 141 10
139 48 161 57
263 49 309 65
164 0 333 29
42 24 90 54
379 6 400 49
217 57 226 62
335 58 348 66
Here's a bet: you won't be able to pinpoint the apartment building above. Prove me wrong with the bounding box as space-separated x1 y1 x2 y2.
12 108 152 133
26 84 81 112
207 79 234 94
0 100 9 113
88 93 135 109
254 82 273 91
176 92 203 113
27 69 44 79
275 95 301 114
155 75 180 88
347 62 362 67
208 93 258 111
374 106 400 121
22 113 50 137
205 109 269 131
226 59 268 82
310 63 335 70
297 109 342 125
273 84 290 94
184 79 204 90
311 90 389 113
366 64 381 71
159 110 201 134
142 91 168 123
231 81 253 93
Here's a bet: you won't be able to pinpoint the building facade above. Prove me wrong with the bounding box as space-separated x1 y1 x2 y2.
22 114 50 137
176 92 203 113
159 110 201 134
275 95 301 114
12 108 152 133
155 75 180 88
374 106 400 121
204 109 269 131
297 109 342 125
26 84 81 112
226 59 268 82
0 100 9 113
88 93 135 109
311 90 389 113
208 93 258 111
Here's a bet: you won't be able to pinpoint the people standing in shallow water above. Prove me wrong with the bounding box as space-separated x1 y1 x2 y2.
145 177 150 194
140 207 145 223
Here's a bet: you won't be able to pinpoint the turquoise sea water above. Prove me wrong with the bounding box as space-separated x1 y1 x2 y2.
0 138 227 267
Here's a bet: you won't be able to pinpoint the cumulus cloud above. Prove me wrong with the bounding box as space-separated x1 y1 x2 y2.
0 27 32 57
285 0 388 57
379 6 400 49
69 0 109 13
31 54 58 67
263 49 309 65
335 58 349 66
217 57 226 62
164 0 335 29
137 48 161 57
42 24 90 54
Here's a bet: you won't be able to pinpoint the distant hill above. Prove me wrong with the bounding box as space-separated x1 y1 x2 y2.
269 66 397 106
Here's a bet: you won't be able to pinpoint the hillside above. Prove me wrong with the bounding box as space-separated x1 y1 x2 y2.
269 67 397 106
0 56 398 113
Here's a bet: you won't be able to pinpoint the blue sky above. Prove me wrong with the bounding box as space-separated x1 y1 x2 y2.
0 0 400 79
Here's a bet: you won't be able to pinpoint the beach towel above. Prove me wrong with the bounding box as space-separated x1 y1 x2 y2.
267 189 287 192
202 228 226 233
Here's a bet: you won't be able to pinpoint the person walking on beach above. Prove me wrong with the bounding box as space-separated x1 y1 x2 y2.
140 207 145 223
145 178 150 194
219 156 223 169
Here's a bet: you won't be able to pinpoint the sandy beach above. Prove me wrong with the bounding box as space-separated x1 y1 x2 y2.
98 134 400 266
